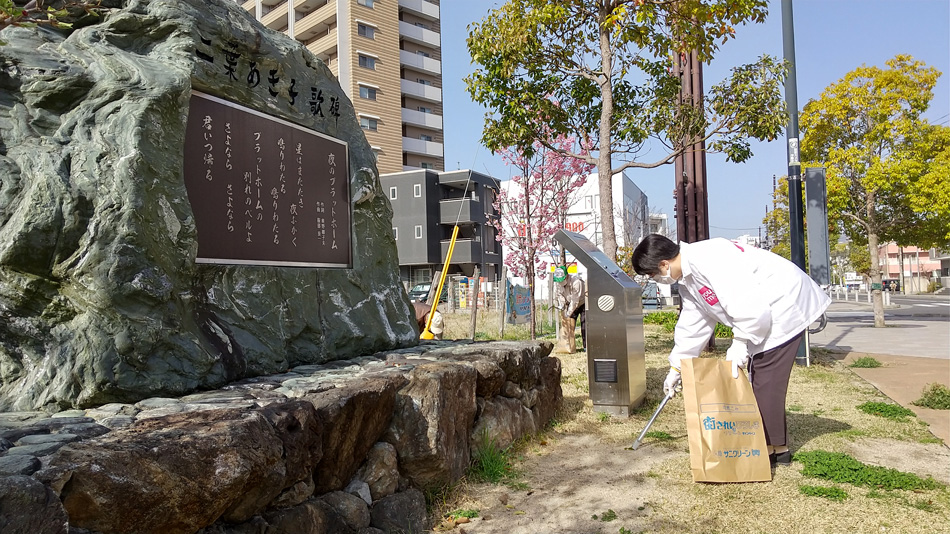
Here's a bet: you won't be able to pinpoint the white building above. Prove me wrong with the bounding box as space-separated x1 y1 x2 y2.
564 171 649 250
648 213 670 238
500 171 650 300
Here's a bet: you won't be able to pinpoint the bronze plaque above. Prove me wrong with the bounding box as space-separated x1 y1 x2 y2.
183 91 351 267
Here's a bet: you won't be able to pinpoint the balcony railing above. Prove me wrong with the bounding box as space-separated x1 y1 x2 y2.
398 0 439 20
293 1 335 40
306 32 337 60
440 198 486 225
441 238 481 264
398 20 441 48
402 108 442 130
400 50 441 75
402 137 443 157
401 79 442 103
260 2 289 29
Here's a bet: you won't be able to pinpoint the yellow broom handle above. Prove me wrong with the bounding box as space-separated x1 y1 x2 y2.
422 225 459 338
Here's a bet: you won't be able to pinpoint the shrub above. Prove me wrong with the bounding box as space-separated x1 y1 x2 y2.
913 383 950 410
850 357 882 368
794 450 942 490
643 311 732 338
713 323 733 338
857 401 916 421
643 311 678 332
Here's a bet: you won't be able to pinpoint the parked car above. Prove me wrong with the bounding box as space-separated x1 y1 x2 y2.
408 283 447 303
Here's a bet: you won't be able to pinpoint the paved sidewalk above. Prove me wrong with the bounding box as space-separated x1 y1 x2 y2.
808 300 949 445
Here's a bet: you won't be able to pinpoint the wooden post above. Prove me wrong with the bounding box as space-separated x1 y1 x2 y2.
469 267 480 339
499 265 507 338
426 270 442 305
447 276 455 313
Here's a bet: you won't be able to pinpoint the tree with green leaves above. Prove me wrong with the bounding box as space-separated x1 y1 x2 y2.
465 0 788 261
800 55 949 327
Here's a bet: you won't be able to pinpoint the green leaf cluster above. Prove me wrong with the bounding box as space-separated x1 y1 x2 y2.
849 356 882 369
643 310 679 332
912 383 950 410
799 484 848 501
856 401 916 421
465 0 785 259
795 450 942 491
466 0 784 158
800 55 950 249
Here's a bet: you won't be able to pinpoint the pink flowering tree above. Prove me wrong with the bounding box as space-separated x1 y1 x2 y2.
493 133 592 339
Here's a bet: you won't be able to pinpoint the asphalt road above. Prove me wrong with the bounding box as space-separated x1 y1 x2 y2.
829 293 950 318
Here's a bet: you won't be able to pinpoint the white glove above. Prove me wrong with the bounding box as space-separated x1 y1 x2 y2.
663 367 681 397
726 339 750 379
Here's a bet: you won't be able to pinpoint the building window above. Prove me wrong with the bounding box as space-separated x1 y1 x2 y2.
357 0 374 7
359 86 377 100
371 148 381 162
358 54 376 69
418 106 432 113
420 162 434 169
389 186 397 200
393 227 398 240
413 183 422 197
357 23 375 39
360 117 378 131
415 225 423 239
420 134 432 142
417 78 431 86
416 50 430 58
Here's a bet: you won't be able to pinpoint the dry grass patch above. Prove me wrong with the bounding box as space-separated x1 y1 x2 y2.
429 320 950 533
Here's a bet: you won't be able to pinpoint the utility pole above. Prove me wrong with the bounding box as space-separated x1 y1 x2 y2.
782 0 805 271
673 49 710 244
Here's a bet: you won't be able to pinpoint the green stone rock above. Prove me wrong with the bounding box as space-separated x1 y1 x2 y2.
0 0 416 410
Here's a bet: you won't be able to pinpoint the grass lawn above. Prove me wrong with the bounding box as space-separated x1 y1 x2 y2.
431 308 950 533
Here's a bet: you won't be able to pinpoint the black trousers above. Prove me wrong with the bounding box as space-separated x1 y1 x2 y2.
570 305 587 349
747 332 803 447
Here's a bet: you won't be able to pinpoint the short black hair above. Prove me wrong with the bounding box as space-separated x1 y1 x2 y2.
631 234 680 275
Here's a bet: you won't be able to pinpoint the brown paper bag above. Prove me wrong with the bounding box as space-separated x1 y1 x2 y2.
681 358 772 483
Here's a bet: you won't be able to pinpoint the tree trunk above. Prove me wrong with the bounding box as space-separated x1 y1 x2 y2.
866 191 885 327
597 9 617 261
469 267 480 339
527 267 537 340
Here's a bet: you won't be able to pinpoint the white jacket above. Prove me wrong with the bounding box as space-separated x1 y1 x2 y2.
668 239 831 368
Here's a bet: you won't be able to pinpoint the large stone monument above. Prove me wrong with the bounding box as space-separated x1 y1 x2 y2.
0 0 417 411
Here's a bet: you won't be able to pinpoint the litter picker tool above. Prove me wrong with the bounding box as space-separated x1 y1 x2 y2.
627 389 675 451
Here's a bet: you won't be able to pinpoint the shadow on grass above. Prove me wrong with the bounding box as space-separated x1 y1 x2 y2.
788 412 852 450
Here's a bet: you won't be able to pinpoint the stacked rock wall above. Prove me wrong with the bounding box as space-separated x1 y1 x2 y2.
0 340 562 534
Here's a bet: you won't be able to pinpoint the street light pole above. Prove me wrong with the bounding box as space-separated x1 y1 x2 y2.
782 0 805 271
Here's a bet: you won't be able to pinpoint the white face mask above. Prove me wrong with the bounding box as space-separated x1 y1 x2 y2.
653 263 676 285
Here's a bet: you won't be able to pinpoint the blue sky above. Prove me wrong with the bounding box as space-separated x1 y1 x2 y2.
439 0 950 240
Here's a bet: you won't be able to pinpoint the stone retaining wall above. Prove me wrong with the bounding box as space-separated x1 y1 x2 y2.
0 340 561 534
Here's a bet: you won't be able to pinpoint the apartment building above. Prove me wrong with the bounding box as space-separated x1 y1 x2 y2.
238 0 444 174
381 169 502 285
877 242 942 293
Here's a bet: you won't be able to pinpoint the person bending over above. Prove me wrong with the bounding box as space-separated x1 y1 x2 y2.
631 234 830 467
